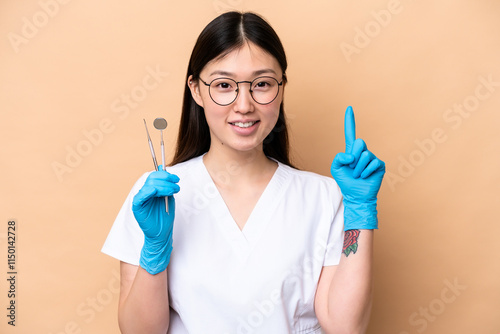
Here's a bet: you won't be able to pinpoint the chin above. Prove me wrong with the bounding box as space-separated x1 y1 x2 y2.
227 140 263 153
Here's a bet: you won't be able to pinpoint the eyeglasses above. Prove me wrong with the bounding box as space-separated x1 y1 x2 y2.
199 76 283 106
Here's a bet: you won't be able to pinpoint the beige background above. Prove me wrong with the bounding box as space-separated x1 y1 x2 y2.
1 0 499 333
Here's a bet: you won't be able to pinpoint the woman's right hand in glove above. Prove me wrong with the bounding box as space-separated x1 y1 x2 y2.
132 170 180 275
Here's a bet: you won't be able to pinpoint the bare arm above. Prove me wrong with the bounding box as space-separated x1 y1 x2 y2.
315 229 373 334
117 171 179 333
118 262 170 334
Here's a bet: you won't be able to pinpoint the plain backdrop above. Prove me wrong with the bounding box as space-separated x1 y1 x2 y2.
1 0 499 333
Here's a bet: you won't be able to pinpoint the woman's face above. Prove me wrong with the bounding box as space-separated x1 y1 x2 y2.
189 42 284 155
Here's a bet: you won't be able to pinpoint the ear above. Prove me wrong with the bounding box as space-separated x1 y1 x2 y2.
188 75 204 108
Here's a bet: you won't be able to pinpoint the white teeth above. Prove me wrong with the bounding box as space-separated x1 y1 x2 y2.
233 121 256 128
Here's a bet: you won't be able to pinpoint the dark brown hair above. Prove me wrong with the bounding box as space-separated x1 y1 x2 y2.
170 11 293 167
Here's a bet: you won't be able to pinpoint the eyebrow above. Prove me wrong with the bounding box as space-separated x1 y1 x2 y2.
209 69 278 77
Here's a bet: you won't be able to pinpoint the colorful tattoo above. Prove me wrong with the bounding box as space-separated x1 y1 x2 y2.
342 229 360 257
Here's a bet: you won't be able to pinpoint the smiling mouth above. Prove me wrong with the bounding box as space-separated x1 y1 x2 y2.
229 121 259 128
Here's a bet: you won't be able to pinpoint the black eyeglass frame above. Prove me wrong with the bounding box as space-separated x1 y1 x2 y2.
198 76 284 106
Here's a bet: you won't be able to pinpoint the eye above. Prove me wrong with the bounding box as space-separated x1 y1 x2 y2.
212 78 235 91
253 78 276 91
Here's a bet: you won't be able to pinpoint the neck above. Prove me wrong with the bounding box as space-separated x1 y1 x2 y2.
203 145 277 188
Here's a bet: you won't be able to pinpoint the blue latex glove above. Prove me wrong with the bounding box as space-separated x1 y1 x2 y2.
330 106 385 231
132 170 180 275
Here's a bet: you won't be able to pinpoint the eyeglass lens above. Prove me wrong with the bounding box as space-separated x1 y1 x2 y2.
208 76 280 105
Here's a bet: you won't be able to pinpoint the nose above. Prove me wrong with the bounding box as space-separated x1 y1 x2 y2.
233 83 254 113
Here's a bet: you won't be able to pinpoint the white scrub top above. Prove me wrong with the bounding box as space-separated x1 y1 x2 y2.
102 155 344 334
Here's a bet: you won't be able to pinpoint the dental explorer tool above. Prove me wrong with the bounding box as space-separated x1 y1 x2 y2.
143 119 159 171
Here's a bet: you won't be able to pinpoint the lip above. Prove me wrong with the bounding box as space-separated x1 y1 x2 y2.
228 120 260 135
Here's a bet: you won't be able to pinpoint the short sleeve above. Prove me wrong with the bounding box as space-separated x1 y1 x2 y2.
323 186 345 266
101 172 151 265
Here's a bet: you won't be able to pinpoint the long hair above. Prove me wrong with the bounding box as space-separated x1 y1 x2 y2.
170 11 293 167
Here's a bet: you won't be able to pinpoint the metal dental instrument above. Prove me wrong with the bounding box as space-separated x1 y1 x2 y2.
143 119 158 171
153 118 169 213
143 118 169 213
153 118 168 172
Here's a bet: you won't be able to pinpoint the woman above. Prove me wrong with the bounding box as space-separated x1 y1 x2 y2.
102 11 385 334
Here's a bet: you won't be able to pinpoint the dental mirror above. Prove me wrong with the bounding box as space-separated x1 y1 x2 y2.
153 118 168 131
153 118 168 170
153 118 169 212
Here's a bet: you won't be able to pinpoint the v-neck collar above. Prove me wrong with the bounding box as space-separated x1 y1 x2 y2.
195 155 289 259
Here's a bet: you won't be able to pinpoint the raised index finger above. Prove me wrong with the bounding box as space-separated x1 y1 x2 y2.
344 106 356 153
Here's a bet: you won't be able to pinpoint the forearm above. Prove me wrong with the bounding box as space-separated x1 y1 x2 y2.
324 106 383 332
119 267 170 334
324 230 374 333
